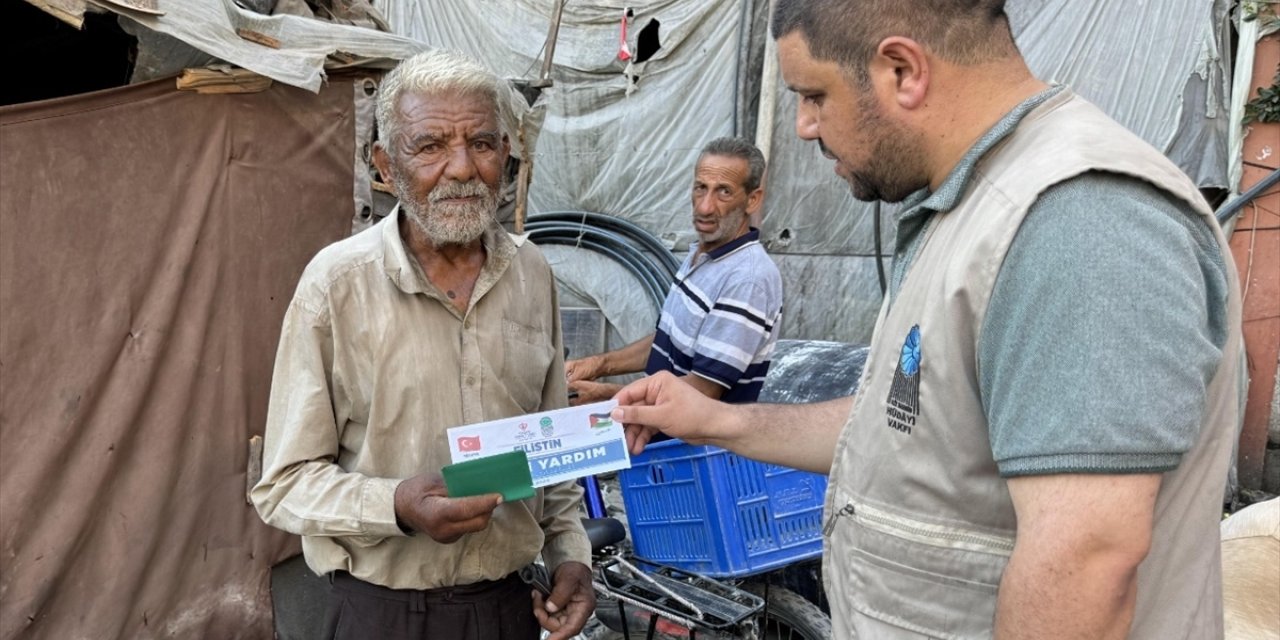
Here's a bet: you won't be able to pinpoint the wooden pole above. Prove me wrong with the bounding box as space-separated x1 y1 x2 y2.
514 0 567 233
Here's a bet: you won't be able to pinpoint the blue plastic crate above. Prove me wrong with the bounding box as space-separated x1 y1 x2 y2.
617 439 828 578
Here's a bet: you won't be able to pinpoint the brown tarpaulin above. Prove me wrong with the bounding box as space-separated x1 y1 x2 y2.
0 76 355 639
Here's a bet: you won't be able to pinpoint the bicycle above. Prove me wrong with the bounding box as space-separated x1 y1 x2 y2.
576 471 832 640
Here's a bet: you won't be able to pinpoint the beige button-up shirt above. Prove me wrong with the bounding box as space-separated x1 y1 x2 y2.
252 211 590 589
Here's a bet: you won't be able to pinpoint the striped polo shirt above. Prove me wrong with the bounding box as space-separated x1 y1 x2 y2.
645 228 783 403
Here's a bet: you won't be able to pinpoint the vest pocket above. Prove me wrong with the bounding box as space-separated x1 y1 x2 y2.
829 498 1013 639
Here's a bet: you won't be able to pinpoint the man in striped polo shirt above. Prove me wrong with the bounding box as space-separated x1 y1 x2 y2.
567 137 783 405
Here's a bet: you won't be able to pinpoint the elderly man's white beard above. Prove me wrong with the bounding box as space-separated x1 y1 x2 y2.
392 167 501 246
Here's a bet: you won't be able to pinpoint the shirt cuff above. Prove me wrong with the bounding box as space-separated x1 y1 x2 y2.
541 530 592 574
360 476 409 538
998 452 1182 478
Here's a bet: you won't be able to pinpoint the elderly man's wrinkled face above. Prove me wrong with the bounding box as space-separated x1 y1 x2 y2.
382 90 508 245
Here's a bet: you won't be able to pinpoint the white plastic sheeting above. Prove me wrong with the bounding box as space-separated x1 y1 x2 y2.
544 244 662 352
109 0 424 92
98 0 1232 220
1008 0 1232 189
384 0 753 240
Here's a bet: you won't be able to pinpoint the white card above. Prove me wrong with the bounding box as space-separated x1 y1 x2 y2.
446 400 631 487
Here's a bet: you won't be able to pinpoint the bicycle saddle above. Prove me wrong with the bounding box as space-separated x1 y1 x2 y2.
581 517 627 551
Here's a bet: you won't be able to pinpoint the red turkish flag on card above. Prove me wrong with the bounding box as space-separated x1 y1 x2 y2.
457 436 482 452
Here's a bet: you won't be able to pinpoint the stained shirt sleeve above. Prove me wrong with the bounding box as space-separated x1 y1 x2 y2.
249 285 404 542
979 172 1231 477
689 280 782 388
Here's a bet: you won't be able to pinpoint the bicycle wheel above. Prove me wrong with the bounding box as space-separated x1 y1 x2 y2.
744 582 833 640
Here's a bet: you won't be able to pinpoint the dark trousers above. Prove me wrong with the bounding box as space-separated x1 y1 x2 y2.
322 571 539 640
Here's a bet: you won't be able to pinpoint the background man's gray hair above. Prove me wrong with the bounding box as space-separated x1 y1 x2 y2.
700 137 767 193
376 49 505 146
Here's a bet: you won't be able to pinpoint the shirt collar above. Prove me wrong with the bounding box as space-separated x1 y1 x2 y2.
381 205 517 298
899 85 1067 220
690 227 761 262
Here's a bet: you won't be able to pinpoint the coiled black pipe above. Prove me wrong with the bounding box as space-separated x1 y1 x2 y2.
524 213 678 312
525 225 668 308
529 211 680 281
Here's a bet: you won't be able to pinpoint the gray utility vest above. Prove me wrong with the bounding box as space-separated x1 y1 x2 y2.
823 90 1243 639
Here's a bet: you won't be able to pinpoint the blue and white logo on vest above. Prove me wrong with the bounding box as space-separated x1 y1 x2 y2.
886 325 921 435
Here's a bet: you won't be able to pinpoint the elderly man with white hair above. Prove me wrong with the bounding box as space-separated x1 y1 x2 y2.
251 49 593 640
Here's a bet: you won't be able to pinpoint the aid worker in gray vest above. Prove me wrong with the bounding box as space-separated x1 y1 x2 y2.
610 1 1244 639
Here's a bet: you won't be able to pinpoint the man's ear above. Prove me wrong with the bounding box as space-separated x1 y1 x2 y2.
746 187 765 216
871 36 929 111
501 133 513 164
372 142 392 185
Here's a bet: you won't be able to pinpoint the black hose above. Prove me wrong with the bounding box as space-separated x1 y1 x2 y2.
530 211 681 281
523 220 668 286
1217 167 1280 226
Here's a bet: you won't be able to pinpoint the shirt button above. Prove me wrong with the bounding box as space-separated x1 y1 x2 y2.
465 376 477 386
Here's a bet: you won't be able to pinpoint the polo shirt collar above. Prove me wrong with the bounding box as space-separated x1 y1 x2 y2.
899 84 1066 220
698 227 761 262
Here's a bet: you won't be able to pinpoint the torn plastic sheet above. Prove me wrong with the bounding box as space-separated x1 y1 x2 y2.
1226 6 1279 198
1008 0 1232 189
107 0 425 92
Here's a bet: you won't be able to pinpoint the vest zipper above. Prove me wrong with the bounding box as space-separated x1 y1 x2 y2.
823 503 856 536
824 500 1016 555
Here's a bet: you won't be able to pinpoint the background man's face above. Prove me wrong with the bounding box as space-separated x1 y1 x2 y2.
690 154 757 252
384 90 509 245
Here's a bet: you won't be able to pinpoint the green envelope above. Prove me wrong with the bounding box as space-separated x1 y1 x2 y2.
442 450 536 502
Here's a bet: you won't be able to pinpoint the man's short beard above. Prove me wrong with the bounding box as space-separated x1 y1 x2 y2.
392 165 502 246
839 93 929 204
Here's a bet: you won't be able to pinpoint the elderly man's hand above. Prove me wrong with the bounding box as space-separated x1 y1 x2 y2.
393 472 501 544
564 356 603 384
533 561 595 640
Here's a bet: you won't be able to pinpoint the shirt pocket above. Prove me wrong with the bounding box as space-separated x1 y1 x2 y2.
500 318 555 412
